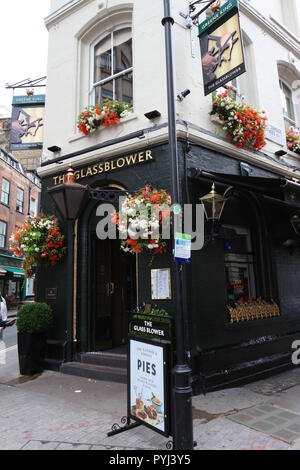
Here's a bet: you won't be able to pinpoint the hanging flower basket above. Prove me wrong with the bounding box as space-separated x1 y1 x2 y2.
10 215 67 278
212 89 268 151
77 99 132 135
286 127 300 154
111 185 171 256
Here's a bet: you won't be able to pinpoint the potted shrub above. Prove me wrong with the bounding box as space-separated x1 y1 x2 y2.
17 302 53 375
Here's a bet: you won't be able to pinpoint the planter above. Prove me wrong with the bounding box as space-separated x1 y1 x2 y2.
17 331 47 375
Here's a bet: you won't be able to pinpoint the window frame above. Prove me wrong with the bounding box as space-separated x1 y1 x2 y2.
29 197 37 217
1 178 10 207
16 187 24 214
279 78 297 126
89 24 133 106
0 220 7 249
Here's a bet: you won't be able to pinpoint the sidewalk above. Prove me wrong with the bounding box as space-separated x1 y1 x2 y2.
2 365 300 450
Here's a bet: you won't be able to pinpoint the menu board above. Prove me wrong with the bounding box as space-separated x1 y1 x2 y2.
151 268 171 300
129 338 169 436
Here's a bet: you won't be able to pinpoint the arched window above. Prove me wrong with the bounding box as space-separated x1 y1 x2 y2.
277 62 300 130
90 26 133 106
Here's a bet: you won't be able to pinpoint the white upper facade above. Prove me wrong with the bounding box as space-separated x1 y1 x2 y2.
41 0 300 178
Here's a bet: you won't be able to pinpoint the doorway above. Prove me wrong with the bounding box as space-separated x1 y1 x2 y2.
92 236 136 351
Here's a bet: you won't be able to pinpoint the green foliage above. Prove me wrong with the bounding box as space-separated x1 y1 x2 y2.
17 303 53 334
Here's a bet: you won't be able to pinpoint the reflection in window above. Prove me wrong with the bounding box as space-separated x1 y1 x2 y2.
1 178 10 206
223 225 256 308
92 27 133 106
16 188 24 213
279 79 296 123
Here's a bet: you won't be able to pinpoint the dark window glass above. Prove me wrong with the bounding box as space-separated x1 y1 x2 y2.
16 188 24 213
0 221 7 248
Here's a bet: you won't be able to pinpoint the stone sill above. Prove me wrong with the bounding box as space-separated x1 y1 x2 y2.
68 113 138 144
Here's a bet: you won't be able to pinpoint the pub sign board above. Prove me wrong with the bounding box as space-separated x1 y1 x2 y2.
129 337 170 437
198 0 246 95
129 316 172 341
9 95 45 151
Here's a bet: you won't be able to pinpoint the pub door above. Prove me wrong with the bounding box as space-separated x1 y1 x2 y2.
93 237 136 351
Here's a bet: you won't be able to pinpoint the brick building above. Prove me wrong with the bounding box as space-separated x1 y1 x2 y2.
0 146 41 300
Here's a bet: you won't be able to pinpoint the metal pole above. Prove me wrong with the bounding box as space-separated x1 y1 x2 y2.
162 0 194 451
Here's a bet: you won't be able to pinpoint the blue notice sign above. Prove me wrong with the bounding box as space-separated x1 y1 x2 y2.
174 233 191 263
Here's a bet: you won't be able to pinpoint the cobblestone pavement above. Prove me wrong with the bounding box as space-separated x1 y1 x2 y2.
2 368 300 450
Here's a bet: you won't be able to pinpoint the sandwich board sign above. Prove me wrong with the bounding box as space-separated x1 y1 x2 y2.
128 337 170 436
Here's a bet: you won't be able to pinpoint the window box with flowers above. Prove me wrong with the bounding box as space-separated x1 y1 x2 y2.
212 89 268 151
286 127 300 155
77 99 132 136
10 214 66 278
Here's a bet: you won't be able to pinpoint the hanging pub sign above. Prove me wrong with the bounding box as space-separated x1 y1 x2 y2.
198 0 246 96
129 337 171 436
9 95 45 150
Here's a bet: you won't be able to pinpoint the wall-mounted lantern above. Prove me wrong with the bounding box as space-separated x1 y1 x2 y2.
47 164 89 221
200 183 227 222
290 214 300 235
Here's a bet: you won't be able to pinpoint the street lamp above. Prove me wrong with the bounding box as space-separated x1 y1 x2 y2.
200 183 227 221
47 164 89 221
162 0 194 450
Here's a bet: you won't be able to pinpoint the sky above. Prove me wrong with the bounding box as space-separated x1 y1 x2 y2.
0 0 51 117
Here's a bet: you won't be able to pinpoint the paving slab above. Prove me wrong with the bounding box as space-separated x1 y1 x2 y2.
244 367 300 396
228 404 300 445
3 369 300 450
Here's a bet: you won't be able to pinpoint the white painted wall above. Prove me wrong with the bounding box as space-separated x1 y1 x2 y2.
42 0 300 173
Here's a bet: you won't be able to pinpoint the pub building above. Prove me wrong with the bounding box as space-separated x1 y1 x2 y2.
38 0 300 392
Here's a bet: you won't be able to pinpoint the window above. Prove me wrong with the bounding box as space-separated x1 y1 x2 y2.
1 178 10 206
224 226 256 306
0 221 7 248
91 27 133 106
279 79 296 124
26 277 35 296
16 188 24 213
29 197 36 217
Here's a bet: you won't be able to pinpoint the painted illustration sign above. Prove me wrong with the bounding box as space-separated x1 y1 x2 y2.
129 338 169 436
9 95 45 150
198 0 246 95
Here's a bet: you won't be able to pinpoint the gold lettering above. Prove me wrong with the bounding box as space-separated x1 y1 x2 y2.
85 167 93 177
138 152 144 162
58 175 64 184
126 154 137 165
104 162 110 172
74 171 80 180
145 150 153 160
117 158 125 168
98 163 104 173
93 165 98 175
80 169 86 179
111 160 116 170
53 176 59 185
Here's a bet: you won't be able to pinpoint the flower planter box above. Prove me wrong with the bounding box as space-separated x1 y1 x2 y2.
17 331 47 375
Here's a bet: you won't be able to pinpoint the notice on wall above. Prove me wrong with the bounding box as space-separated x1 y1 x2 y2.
174 232 192 263
129 338 168 435
151 268 171 300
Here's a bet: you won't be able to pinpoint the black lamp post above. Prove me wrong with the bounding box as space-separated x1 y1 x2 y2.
162 0 194 450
